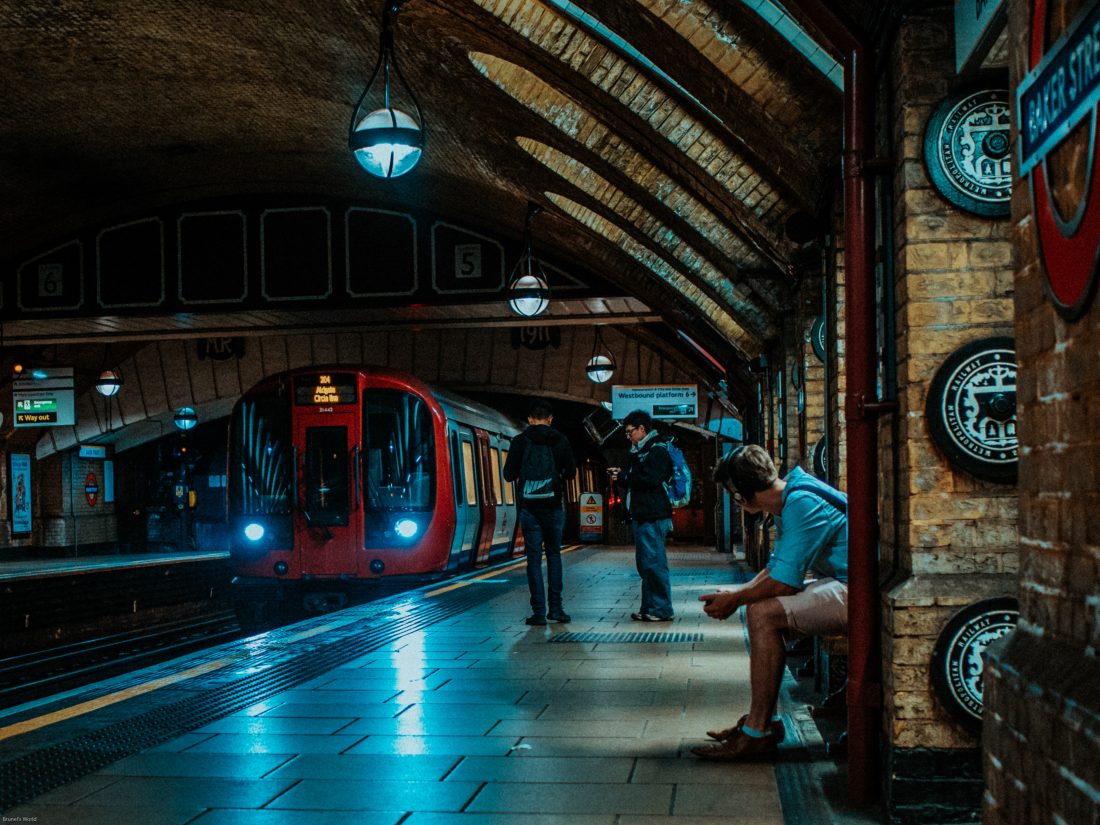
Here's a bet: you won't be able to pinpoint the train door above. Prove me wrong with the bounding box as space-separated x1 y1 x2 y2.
456 430 482 567
294 407 361 577
487 439 513 557
473 429 495 565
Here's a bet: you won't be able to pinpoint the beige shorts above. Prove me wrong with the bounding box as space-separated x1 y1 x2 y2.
776 577 848 636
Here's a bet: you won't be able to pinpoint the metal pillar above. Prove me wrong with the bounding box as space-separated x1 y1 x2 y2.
783 2 882 805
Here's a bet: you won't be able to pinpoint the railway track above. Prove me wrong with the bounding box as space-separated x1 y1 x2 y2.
0 611 244 709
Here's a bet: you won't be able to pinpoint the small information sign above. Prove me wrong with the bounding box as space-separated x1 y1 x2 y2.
579 492 603 542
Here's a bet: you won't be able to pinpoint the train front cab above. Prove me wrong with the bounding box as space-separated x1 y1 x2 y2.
229 369 520 625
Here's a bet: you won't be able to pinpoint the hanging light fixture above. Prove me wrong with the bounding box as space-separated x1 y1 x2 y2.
586 327 616 383
506 202 551 318
348 0 425 179
174 407 198 431
95 369 122 397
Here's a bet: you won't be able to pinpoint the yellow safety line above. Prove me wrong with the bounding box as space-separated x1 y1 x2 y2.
425 544 583 597
0 657 240 741
1 544 588 739
0 624 342 741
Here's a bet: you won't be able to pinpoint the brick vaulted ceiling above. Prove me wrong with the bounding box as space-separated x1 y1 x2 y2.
0 0 862 371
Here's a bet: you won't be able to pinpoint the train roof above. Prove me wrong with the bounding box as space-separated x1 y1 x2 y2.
430 386 520 438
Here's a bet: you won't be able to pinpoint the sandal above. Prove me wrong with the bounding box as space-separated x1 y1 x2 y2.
706 714 785 742
692 728 779 761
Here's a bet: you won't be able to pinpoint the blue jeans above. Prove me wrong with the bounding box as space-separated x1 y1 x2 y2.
633 518 673 618
519 507 565 615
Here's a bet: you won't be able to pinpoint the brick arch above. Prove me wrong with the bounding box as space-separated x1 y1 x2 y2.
37 326 701 458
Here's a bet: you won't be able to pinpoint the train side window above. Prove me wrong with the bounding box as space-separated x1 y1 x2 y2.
501 449 514 505
489 448 503 505
461 440 478 506
450 431 463 506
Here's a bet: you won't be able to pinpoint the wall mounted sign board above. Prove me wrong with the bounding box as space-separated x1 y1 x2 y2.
931 597 1019 734
925 87 1012 217
811 315 826 363
9 453 32 534
1018 0 1100 319
926 337 1017 483
812 436 828 481
611 385 698 420
955 0 1006 74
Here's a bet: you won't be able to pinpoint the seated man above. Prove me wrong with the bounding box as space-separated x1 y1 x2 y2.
695 444 848 761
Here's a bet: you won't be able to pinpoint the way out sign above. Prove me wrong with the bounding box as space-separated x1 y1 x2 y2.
579 492 603 542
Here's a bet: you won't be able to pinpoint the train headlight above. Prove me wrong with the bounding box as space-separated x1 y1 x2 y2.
394 518 418 539
244 522 265 541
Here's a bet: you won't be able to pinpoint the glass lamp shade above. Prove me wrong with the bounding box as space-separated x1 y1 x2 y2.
507 273 550 317
350 107 423 178
586 354 615 383
174 406 198 431
95 370 122 397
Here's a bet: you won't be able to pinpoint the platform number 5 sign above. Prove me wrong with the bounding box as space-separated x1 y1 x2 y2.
455 244 482 279
38 263 63 298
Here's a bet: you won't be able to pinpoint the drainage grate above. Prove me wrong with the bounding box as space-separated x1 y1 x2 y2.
549 631 703 643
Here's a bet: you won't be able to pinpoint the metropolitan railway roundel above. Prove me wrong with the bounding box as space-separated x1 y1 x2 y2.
925 337 1017 483
924 86 1012 217
931 597 1018 735
1018 0 1100 320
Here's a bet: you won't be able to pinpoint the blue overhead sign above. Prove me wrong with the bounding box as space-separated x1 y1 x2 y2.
1017 1 1100 176
955 0 1006 74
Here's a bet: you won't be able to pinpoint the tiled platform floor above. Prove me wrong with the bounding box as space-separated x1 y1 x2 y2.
5 545 862 824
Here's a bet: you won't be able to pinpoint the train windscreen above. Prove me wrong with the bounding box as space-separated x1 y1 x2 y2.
230 396 293 517
362 390 435 542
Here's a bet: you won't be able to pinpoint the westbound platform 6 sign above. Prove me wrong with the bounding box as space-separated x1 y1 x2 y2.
12 367 75 427
611 385 698 421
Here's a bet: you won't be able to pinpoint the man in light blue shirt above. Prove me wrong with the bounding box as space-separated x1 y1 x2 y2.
694 444 848 761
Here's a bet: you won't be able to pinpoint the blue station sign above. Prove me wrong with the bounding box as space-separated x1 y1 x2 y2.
1017 0 1100 176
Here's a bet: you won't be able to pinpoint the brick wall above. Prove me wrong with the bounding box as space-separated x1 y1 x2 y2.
880 9 1018 815
34 453 117 549
983 2 1100 823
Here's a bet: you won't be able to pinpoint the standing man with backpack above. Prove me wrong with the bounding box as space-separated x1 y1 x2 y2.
607 410 678 622
503 400 577 626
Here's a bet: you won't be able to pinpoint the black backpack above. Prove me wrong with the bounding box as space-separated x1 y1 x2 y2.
521 439 558 500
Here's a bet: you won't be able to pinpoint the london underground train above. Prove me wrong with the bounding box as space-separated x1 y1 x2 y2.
228 366 523 627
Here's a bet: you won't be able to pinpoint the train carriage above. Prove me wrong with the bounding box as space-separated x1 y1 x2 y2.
228 366 523 626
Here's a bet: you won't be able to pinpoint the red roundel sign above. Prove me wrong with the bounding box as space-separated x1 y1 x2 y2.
85 472 99 507
1018 0 1100 319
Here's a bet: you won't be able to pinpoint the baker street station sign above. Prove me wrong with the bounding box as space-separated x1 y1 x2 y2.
1017 0 1100 319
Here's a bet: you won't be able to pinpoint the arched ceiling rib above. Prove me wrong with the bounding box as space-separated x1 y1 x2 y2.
0 0 850 370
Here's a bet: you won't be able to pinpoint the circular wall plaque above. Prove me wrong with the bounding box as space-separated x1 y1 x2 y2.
924 87 1012 217
931 597 1018 734
810 315 826 363
925 337 1017 483
812 436 827 480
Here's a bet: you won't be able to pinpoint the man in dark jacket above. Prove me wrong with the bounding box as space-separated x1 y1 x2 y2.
503 400 577 626
608 409 674 622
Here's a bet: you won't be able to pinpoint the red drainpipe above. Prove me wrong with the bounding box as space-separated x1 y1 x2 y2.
782 3 881 806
